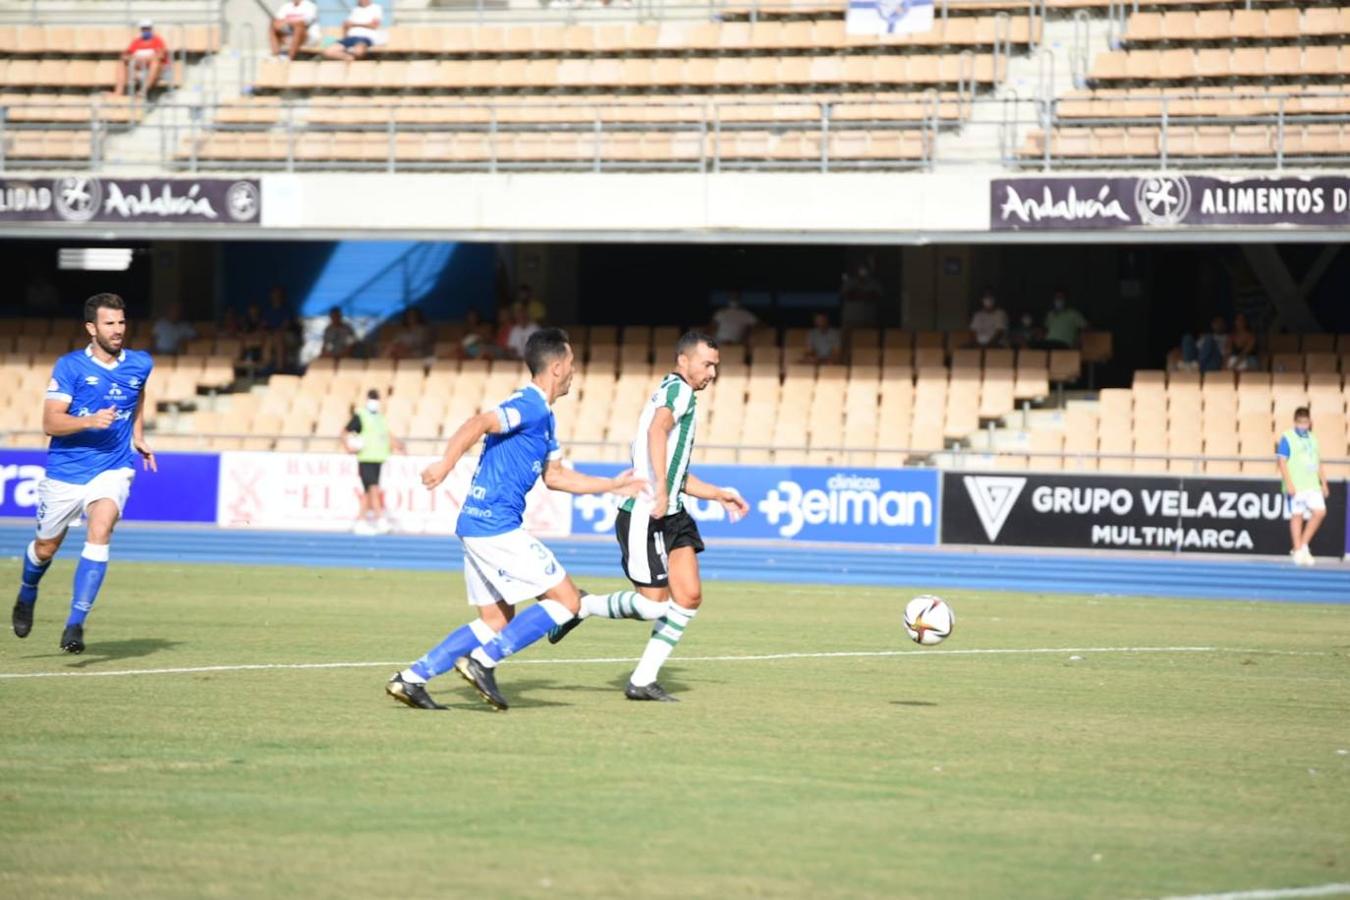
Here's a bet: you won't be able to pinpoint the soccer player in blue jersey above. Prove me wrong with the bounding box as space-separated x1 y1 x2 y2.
386 327 665 711
11 293 156 653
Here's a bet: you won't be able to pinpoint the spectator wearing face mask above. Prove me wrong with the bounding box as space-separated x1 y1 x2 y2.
113 20 169 95
344 389 405 535
1043 289 1089 349
969 288 1008 348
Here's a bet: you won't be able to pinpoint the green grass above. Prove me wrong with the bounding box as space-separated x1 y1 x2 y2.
1 560 1347 899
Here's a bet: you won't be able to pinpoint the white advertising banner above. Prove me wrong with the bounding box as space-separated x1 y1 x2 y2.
845 0 935 37
216 451 573 537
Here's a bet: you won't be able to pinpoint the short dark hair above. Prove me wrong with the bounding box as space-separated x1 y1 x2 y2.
84 293 125 323
675 330 718 358
1295 406 1311 420
524 327 570 376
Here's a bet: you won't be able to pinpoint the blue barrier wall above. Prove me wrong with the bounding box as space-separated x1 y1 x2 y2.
0 450 219 524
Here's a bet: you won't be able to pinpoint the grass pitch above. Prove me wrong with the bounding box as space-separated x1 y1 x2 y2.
0 560 1347 899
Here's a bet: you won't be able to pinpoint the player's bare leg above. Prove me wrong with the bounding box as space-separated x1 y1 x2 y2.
627 547 702 702
1299 507 1327 565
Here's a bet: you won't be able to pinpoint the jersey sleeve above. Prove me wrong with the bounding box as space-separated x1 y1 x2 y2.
346 414 362 433
494 391 547 435
1276 436 1291 458
45 357 75 404
662 380 694 418
547 413 562 461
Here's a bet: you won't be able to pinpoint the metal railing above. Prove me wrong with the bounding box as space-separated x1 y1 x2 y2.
0 0 225 29
2 89 1349 174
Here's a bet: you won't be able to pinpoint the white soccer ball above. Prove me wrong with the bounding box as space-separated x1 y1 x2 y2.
904 595 954 646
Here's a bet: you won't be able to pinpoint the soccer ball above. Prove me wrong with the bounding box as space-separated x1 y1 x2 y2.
904 595 954 646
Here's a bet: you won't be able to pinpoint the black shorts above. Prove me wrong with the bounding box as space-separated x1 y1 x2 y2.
358 461 382 489
615 507 704 588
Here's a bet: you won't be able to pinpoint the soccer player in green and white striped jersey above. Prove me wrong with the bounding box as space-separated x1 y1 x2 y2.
549 331 749 702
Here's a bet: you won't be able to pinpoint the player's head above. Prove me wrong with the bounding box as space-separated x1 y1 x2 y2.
525 327 574 398
1294 406 1312 432
83 293 126 356
675 330 719 391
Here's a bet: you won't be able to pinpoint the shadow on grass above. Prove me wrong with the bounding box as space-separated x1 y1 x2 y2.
890 700 939 707
22 637 184 668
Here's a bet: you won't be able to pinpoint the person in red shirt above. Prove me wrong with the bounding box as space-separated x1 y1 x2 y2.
113 20 169 95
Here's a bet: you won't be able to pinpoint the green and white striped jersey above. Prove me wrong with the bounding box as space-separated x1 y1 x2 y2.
621 373 698 517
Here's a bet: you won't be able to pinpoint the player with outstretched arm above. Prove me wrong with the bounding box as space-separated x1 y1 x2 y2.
549 331 749 702
12 293 156 653
385 327 668 711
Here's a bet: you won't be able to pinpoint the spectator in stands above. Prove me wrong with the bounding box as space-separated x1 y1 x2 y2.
518 284 547 324
840 263 883 327
1179 316 1228 373
711 292 758 345
152 301 197 356
270 0 320 61
1227 313 1259 371
322 0 386 61
112 19 169 95
493 308 515 357
321 307 359 360
460 308 500 360
506 303 540 360
1043 289 1089 349
387 307 434 360
239 303 268 366
1008 311 1043 350
262 286 300 374
802 312 843 365
969 288 1008 348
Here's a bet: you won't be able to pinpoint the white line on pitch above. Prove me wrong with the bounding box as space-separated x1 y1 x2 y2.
1154 883 1350 900
0 644 1320 681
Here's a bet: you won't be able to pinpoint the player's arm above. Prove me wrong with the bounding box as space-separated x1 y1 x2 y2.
420 410 500 489
542 459 646 497
684 472 749 520
646 406 675 518
132 388 157 472
1276 440 1292 494
42 399 115 437
1319 459 1330 497
341 413 361 452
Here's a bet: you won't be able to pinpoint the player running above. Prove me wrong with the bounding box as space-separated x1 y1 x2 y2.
385 327 667 712
549 331 748 702
11 293 156 653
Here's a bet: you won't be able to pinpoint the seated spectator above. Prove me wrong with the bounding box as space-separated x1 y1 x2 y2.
270 0 320 60
493 308 515 358
240 303 267 364
387 307 433 360
152 301 196 355
1179 317 1229 373
321 307 359 360
969 288 1008 348
518 284 547 324
1008 311 1043 350
262 286 300 373
460 308 499 360
112 20 169 95
506 304 539 360
712 292 758 345
802 312 842 364
322 0 386 61
1227 313 1259 371
1043 289 1089 349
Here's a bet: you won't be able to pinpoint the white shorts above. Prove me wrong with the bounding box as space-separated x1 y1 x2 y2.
459 529 566 607
1290 489 1326 519
36 468 134 540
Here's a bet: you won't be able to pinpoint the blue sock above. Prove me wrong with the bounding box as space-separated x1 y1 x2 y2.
408 619 496 681
67 543 109 627
477 600 573 665
18 541 51 606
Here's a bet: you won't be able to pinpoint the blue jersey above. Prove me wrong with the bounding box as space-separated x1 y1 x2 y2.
45 346 154 485
456 383 561 538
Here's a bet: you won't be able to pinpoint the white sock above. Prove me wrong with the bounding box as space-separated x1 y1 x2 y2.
579 590 668 621
630 603 698 687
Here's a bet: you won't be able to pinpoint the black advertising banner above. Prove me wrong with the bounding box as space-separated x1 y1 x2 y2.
991 175 1350 231
942 471 1346 556
0 176 261 224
